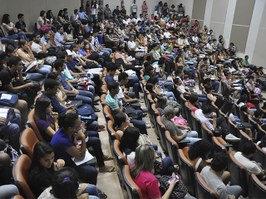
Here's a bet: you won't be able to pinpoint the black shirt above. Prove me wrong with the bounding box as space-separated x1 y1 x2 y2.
15 21 27 32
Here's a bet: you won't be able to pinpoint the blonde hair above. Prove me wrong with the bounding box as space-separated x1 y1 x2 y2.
131 145 156 178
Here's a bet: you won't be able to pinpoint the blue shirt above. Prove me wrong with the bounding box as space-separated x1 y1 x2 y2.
50 128 75 167
42 93 67 115
104 76 114 84
59 72 72 91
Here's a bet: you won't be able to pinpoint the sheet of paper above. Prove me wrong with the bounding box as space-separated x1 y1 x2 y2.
1 94 12 100
72 150 95 166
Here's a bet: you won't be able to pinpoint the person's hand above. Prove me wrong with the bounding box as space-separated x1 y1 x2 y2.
213 112 217 118
76 131 86 140
72 89 79 95
228 195 236 199
0 117 6 125
168 173 179 188
54 159 65 170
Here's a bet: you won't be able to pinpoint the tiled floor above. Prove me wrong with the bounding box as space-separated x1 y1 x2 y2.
96 93 159 199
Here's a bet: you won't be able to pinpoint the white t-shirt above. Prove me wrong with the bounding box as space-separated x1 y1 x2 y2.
195 109 214 131
31 41 43 54
234 151 262 175
127 41 137 50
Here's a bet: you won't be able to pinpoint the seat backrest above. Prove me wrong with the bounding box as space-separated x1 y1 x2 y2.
249 174 266 199
191 111 202 137
178 148 196 196
165 130 179 164
156 115 167 152
13 154 35 199
253 145 266 170
195 172 218 199
201 123 213 141
20 128 39 159
27 109 43 141
122 165 143 199
228 150 249 196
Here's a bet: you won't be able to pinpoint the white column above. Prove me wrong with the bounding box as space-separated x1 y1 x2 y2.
245 0 266 62
204 0 214 28
223 0 237 48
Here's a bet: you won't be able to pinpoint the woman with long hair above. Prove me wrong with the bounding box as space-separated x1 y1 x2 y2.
1 14 28 40
34 96 57 142
131 145 178 199
28 141 65 197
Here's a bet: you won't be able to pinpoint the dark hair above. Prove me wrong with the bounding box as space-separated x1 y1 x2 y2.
32 141 54 167
2 14 10 24
254 110 263 118
18 39 27 47
147 76 158 85
188 140 212 160
202 105 213 115
44 79 59 91
54 59 65 70
40 10 46 17
56 51 67 59
106 63 117 72
32 32 41 39
17 13 24 19
51 167 79 199
47 72 59 80
58 10 64 17
259 135 266 148
188 94 199 104
158 57 165 65
35 96 51 120
211 152 228 172
7 56 21 67
118 72 128 82
120 127 140 153
145 83 154 93
107 80 119 92
58 112 79 130
237 94 247 104
114 112 127 128
241 141 256 156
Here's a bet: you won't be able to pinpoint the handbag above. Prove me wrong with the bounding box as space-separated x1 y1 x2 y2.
138 134 153 145
0 92 18 107
158 175 188 199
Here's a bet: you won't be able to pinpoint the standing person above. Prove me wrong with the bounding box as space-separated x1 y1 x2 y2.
142 1 148 15
131 0 138 17
91 0 99 23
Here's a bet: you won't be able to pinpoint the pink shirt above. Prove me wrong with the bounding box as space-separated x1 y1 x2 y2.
133 171 161 199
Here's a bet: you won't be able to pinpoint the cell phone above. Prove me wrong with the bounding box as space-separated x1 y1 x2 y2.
168 175 180 184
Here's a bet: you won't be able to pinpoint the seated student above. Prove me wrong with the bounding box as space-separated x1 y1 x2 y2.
120 127 175 176
53 59 94 106
234 141 266 180
50 112 98 184
257 135 266 153
34 96 57 142
1 14 28 41
104 63 117 84
0 139 20 199
105 81 147 134
0 52 28 126
200 153 242 199
0 56 40 108
132 145 195 199
31 32 48 56
38 167 99 199
155 96 168 116
42 78 71 115
16 39 51 80
161 106 201 145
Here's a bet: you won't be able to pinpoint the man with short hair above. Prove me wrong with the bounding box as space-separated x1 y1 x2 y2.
234 141 266 180
201 153 242 199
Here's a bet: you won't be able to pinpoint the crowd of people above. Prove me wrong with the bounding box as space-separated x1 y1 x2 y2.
0 0 266 198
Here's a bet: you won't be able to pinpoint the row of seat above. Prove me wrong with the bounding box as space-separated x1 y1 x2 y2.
139 71 266 198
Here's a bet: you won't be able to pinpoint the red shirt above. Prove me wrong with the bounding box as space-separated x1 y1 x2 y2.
133 171 161 199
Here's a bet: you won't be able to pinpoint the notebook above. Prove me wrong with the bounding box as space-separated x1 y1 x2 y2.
72 150 96 166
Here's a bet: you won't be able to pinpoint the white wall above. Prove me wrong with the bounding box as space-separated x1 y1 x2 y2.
0 0 81 31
